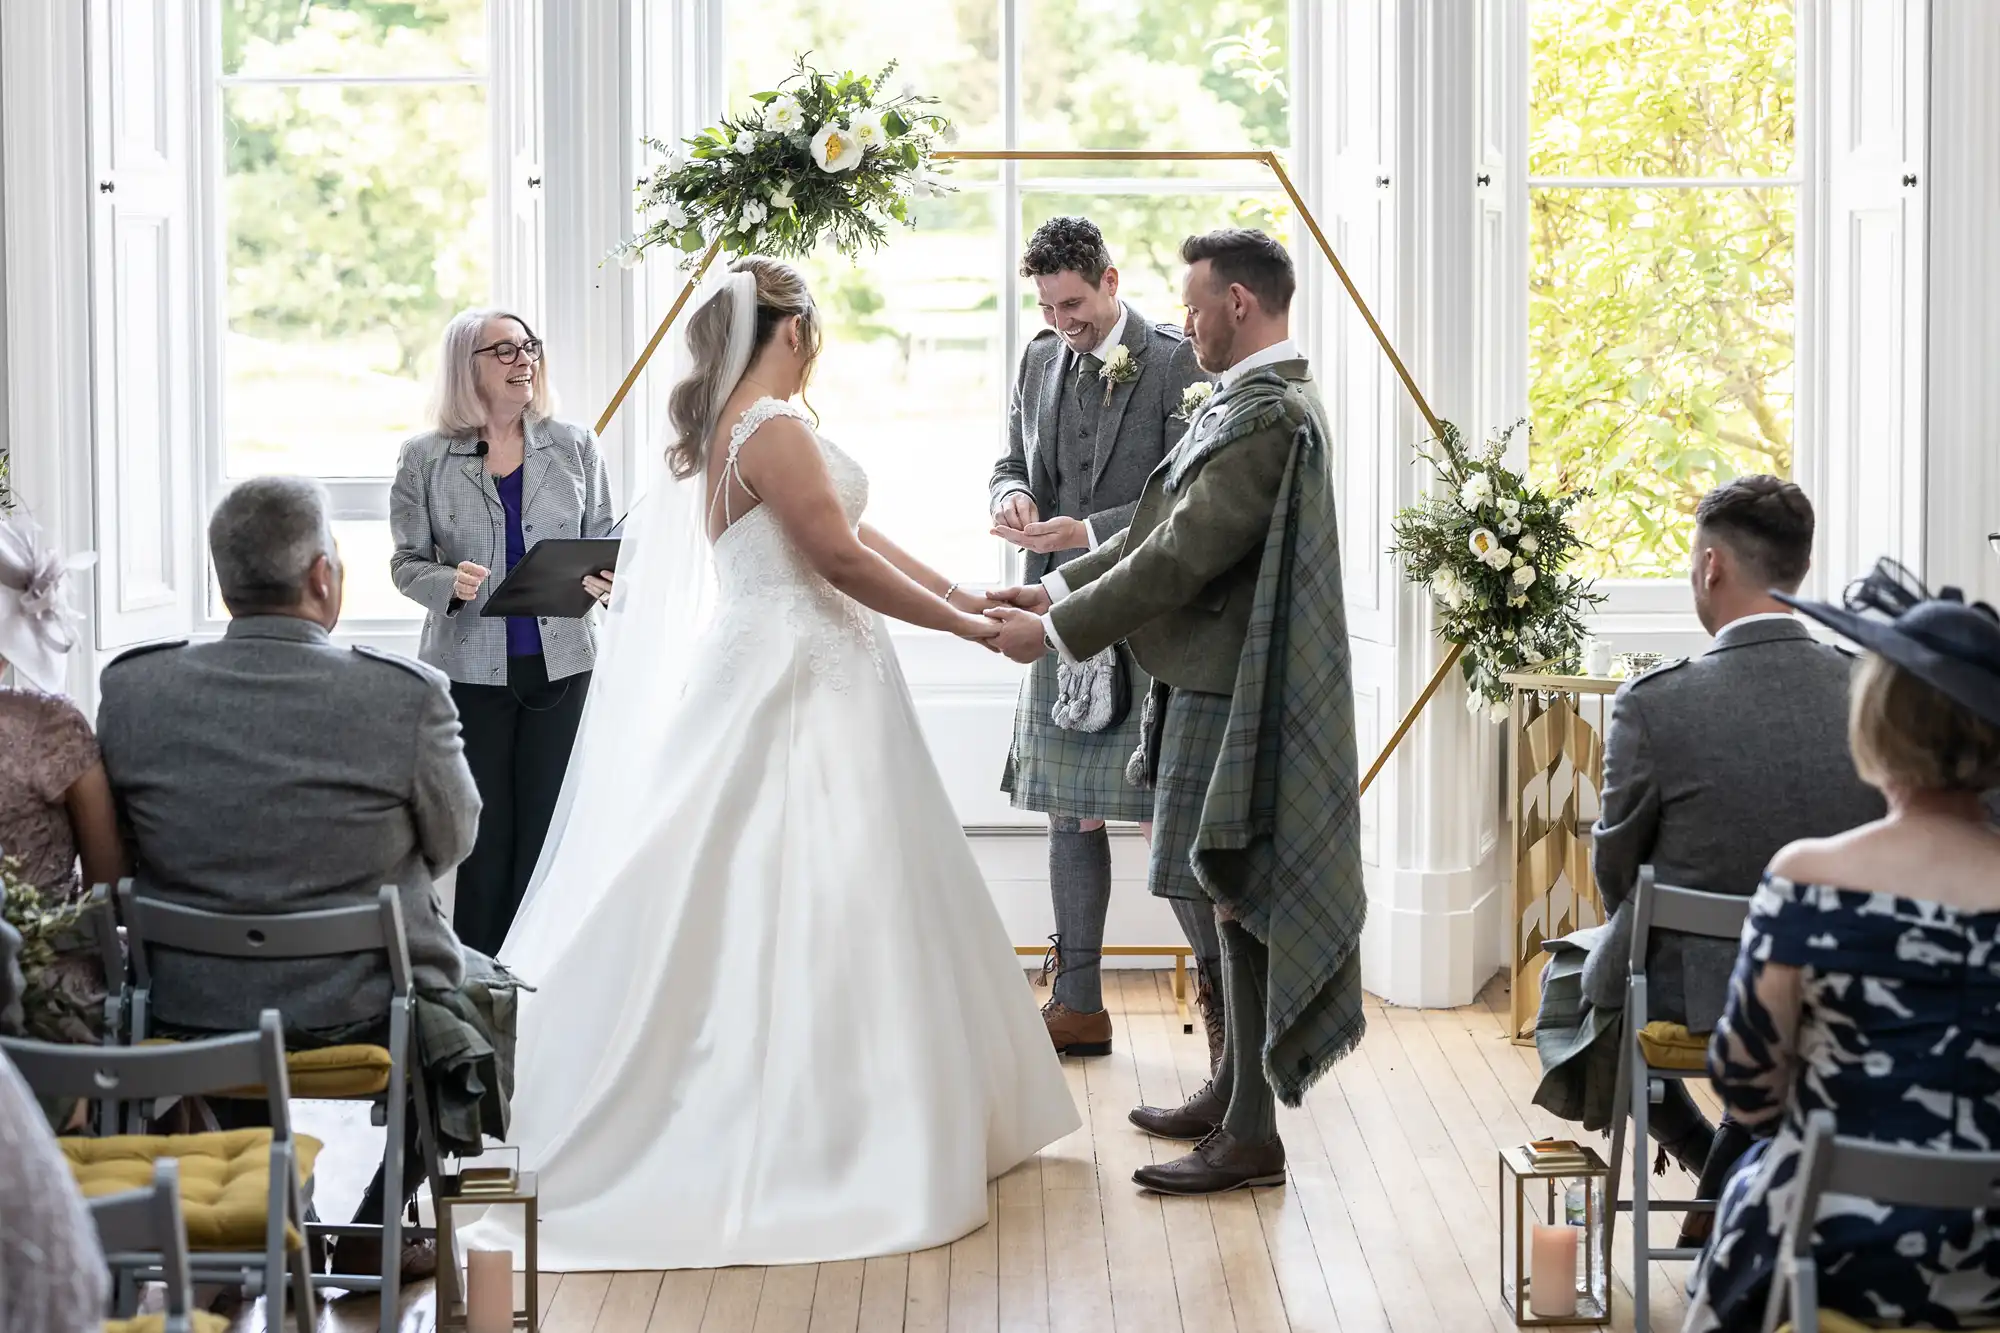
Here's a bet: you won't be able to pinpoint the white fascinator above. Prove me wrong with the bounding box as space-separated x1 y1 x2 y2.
0 511 96 694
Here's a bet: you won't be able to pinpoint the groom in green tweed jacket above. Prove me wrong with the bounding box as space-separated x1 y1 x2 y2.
988 228 1364 1195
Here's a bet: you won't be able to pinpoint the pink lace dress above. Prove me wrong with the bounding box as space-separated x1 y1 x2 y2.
0 687 99 898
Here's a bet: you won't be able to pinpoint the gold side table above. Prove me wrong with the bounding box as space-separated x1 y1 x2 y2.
1501 672 1618 1043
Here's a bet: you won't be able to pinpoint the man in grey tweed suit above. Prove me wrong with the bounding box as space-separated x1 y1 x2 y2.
989 216 1215 1059
1538 476 1883 1243
97 476 480 1270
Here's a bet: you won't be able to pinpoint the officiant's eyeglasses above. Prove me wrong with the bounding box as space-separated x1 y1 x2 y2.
473 338 544 366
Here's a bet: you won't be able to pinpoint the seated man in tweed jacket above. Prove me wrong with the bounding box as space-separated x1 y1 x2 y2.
988 229 1354 1196
97 476 482 1279
1533 476 1884 1244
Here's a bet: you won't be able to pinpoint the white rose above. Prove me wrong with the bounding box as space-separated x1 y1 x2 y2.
1514 565 1538 588
769 183 796 211
1501 518 1522 536
763 97 803 133
733 130 759 156
941 122 960 145
617 245 644 270
810 122 863 173
1500 496 1521 519
661 200 689 230
1485 545 1513 571
1520 534 1539 556
848 110 889 151
740 199 769 228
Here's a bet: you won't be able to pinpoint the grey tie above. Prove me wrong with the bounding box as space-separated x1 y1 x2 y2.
1073 351 1102 399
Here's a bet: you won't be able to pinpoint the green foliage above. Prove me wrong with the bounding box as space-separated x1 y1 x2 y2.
0 856 101 1045
221 0 487 376
1389 423 1604 714
1529 0 1797 580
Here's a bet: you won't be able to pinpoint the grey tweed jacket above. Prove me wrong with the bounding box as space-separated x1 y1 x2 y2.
389 416 616 685
95 617 480 1033
989 303 1211 584
1579 615 1886 1031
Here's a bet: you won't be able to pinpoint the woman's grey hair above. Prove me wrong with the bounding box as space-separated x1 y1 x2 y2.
429 308 557 437
208 476 338 613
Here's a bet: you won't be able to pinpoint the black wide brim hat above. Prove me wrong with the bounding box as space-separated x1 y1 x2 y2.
1774 558 2000 729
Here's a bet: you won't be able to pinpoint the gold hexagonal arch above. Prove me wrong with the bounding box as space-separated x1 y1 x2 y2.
594 149 1465 796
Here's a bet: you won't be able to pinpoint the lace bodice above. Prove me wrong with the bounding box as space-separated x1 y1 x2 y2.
709 398 883 688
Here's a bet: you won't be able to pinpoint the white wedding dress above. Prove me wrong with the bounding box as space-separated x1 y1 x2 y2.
465 397 1079 1271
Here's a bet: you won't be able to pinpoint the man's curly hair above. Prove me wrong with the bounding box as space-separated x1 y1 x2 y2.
1020 216 1114 285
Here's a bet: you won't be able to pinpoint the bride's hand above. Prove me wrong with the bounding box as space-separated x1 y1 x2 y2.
947 587 1001 616
955 613 1003 646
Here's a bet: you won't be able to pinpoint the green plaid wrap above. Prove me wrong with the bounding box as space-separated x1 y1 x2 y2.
1145 687 1234 903
1001 647 1155 822
1177 370 1365 1108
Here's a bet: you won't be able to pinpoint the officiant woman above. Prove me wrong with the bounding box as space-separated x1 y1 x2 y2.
389 309 617 954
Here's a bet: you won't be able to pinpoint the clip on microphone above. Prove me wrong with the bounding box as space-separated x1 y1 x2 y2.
474 439 489 457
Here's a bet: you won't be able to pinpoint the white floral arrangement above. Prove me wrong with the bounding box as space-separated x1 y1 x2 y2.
1174 381 1215 422
1389 422 1603 720
613 55 955 269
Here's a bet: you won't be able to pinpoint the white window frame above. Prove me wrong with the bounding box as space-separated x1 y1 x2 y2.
638 0 1325 631
1520 6 1806 648
188 0 542 639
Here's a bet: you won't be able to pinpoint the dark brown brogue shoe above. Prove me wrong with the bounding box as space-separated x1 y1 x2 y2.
1042 1000 1114 1057
1127 1078 1227 1140
1131 1130 1287 1196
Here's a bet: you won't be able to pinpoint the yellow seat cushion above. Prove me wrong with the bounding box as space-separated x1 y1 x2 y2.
106 1312 231 1333
62 1129 322 1250
1776 1312 2000 1332
1637 1020 1709 1071
139 1039 394 1099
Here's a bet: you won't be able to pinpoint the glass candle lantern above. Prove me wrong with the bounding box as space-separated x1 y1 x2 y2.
435 1148 539 1333
1499 1142 1610 1326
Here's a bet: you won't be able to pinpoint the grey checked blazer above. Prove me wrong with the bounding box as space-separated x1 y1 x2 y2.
95 616 480 1033
389 416 616 685
1579 616 1886 1031
989 303 1211 584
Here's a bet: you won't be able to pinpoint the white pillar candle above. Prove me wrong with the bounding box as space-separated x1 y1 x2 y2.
466 1248 515 1333
1528 1224 1580 1317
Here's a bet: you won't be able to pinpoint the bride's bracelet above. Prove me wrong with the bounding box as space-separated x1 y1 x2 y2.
943 581 961 607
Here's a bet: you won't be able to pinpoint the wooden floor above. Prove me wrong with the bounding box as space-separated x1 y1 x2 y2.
231 969 1721 1332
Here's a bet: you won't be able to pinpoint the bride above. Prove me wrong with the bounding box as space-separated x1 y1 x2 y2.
465 256 1080 1271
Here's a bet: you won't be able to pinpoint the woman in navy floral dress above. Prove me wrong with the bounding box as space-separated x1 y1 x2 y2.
1685 570 2000 1332
1688 564 2000 1320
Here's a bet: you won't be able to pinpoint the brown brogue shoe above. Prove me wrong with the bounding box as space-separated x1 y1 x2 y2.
1128 1079 1227 1140
1042 1000 1113 1057
1132 1130 1286 1196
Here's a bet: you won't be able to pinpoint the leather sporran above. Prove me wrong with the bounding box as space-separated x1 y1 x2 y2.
1051 643 1132 733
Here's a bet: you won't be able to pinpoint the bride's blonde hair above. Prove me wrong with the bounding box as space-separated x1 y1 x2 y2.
665 256 822 479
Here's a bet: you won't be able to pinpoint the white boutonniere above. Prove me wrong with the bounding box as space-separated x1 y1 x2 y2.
1098 344 1138 405
1174 380 1216 422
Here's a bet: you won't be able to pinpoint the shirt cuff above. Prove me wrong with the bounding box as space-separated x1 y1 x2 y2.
1083 517 1100 551
1042 569 1072 603
1041 613 1080 666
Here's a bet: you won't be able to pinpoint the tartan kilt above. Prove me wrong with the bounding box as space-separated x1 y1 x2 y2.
1146 688 1234 904
1000 647 1156 822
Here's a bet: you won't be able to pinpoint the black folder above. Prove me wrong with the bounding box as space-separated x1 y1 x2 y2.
479 538 621 619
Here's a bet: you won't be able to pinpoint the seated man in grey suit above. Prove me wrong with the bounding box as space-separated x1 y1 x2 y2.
1536 476 1883 1238
96 476 481 1278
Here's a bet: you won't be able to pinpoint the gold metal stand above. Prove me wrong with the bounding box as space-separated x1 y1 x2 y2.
1017 943 1193 1031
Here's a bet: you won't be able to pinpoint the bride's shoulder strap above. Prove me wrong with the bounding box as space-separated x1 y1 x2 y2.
725 397 812 467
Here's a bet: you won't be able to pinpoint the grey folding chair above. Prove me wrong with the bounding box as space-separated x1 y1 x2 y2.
1604 866 1751 1331
91 1159 199 1331
117 882 444 1333
1763 1110 2000 1333
0 1012 317 1333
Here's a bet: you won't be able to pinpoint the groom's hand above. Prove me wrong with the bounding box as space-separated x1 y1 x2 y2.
984 607 1049 664
988 584 1052 615
994 492 1039 531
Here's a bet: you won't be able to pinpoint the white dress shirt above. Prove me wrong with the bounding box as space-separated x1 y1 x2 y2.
1038 335 1301 662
